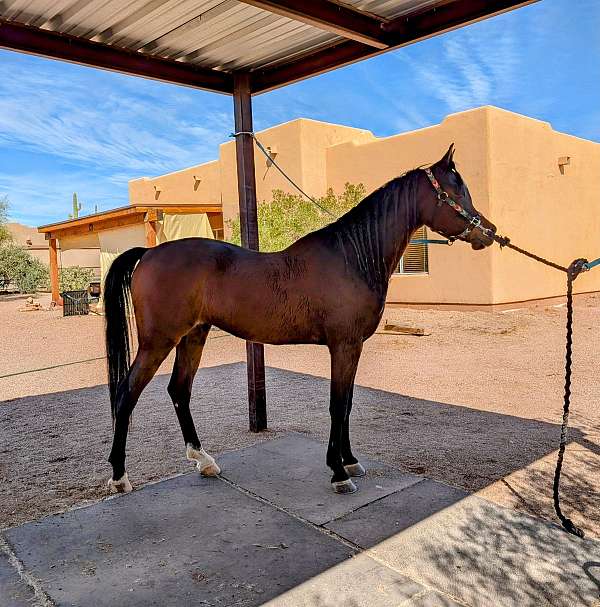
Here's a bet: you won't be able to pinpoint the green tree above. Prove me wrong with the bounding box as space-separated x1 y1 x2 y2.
0 195 12 245
228 183 365 252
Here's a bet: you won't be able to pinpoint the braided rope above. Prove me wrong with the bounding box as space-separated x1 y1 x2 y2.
551 267 585 538
496 236 588 538
493 235 569 273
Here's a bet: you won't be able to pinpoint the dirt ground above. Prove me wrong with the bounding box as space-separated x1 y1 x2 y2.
1 292 599 537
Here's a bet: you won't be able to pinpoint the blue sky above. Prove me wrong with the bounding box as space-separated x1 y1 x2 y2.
1 0 599 226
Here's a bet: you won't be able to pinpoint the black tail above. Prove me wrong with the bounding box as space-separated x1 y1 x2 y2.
104 247 147 421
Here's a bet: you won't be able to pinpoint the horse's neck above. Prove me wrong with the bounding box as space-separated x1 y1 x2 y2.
335 181 421 293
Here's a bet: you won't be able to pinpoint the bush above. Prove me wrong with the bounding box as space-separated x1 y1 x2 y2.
0 244 49 294
228 183 366 252
59 266 94 291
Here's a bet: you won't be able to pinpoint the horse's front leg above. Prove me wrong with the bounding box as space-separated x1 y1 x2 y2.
327 341 363 494
341 382 366 478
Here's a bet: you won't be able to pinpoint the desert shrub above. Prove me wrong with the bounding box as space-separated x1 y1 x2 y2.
59 266 94 291
228 183 366 252
0 244 49 293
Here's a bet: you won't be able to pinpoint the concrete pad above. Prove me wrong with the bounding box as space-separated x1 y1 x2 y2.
341 492 600 607
262 551 423 607
0 548 35 607
326 479 469 546
3 473 425 607
218 434 422 525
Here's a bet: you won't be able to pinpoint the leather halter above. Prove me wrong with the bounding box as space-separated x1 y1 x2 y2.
423 167 493 243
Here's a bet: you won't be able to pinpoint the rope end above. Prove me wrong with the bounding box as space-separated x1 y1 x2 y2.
561 517 585 538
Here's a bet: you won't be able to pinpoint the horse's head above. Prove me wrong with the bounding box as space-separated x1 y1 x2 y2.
419 144 496 250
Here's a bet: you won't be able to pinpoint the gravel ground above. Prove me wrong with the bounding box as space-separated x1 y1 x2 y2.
1 292 599 537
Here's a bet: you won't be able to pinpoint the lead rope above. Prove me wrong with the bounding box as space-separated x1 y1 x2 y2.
496 235 589 538
552 260 586 538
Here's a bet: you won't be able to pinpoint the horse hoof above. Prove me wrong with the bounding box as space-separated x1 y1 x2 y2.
187 444 220 477
198 462 221 477
344 462 366 477
107 472 132 494
332 479 358 494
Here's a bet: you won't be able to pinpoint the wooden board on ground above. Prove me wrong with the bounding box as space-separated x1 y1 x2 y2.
378 322 428 336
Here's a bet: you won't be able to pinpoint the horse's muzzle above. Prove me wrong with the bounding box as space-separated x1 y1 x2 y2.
470 225 496 250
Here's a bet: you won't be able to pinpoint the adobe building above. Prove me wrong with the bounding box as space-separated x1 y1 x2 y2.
9 222 100 274
41 106 600 306
127 105 600 306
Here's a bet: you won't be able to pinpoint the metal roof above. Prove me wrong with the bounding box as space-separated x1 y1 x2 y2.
0 1 537 94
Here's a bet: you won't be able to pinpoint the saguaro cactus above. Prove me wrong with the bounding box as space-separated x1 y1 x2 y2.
69 192 82 219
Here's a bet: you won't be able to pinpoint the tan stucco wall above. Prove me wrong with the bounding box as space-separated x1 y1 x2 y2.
126 107 600 305
129 160 221 207
487 108 600 303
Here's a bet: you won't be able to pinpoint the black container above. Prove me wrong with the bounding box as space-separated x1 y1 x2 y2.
62 290 89 316
89 281 101 297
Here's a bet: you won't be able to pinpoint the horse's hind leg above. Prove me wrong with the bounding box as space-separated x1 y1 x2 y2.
167 324 220 477
108 345 171 492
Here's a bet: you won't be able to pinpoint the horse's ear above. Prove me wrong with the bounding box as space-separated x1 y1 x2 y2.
438 143 455 168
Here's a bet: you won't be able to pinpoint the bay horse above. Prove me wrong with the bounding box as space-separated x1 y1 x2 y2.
104 144 496 495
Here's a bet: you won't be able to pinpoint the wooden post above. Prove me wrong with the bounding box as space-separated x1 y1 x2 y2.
48 237 61 305
145 219 157 247
233 72 267 432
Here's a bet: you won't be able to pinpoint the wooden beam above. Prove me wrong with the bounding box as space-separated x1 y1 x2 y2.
0 20 233 94
233 72 267 433
45 213 143 240
252 0 538 92
236 0 389 49
48 238 61 305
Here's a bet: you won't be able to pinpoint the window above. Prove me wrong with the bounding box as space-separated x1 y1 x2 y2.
396 226 429 274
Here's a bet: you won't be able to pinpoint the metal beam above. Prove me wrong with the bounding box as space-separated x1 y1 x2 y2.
233 72 268 433
252 0 539 92
0 19 233 94
236 0 389 49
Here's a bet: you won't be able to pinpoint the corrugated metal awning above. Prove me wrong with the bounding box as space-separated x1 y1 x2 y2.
0 1 537 93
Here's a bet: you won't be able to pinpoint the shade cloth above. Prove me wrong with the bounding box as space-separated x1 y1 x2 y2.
157 213 214 243
59 232 100 251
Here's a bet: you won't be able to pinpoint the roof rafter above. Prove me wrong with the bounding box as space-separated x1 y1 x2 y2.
252 0 539 92
236 0 390 49
0 19 233 94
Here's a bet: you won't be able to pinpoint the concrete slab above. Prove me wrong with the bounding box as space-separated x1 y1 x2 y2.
262 551 423 607
338 492 600 607
218 434 422 525
3 472 424 607
0 548 35 607
326 479 469 546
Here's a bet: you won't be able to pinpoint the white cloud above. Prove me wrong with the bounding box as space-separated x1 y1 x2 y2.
0 52 234 225
0 54 232 176
398 18 520 114
0 169 124 226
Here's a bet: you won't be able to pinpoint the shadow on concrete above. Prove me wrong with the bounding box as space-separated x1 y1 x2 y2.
2 363 599 606
1 362 592 529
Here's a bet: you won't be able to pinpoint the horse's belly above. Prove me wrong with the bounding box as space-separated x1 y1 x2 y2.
211 314 324 346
